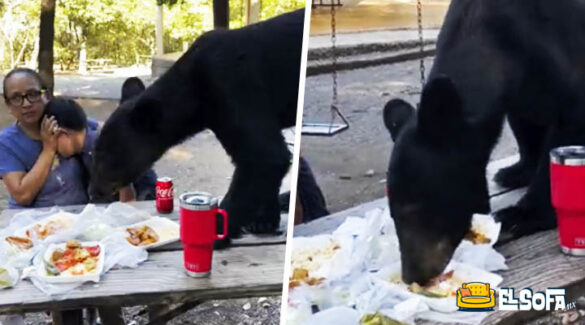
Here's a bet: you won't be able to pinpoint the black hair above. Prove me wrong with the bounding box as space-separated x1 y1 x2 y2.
44 97 87 131
3 68 44 101
120 77 146 104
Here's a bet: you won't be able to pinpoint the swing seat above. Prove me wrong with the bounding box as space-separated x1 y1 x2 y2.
301 122 348 136
301 104 350 136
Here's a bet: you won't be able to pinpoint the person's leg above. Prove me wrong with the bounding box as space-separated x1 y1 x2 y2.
297 156 329 222
97 306 125 325
52 310 83 325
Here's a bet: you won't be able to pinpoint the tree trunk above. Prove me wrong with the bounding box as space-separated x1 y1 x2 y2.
245 0 261 25
213 0 229 29
155 5 164 56
38 0 55 95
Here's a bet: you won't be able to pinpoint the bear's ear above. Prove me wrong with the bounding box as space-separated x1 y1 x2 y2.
383 99 415 142
417 76 463 141
128 96 162 133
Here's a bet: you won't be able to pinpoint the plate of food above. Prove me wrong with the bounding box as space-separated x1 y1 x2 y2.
464 214 501 245
38 240 104 283
4 236 34 251
289 235 341 289
122 217 180 249
14 212 78 241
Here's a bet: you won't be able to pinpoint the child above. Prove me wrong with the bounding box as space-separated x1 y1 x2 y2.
118 77 158 200
44 97 135 201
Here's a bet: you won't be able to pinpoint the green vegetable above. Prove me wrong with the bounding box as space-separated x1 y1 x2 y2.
44 259 60 276
0 268 11 287
360 312 408 325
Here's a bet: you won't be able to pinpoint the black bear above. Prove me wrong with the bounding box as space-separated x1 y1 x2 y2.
89 9 304 247
383 0 585 285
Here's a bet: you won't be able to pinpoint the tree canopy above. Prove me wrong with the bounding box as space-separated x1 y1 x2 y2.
0 0 304 71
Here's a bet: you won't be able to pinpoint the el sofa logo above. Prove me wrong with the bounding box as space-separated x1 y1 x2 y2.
499 287 567 311
457 284 572 312
456 282 496 311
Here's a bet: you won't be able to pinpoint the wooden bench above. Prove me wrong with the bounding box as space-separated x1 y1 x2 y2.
294 155 585 324
0 201 287 324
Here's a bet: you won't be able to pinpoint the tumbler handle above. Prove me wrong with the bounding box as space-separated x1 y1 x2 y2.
216 209 228 240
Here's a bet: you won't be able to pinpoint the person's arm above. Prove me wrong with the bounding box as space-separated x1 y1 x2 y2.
118 184 136 202
2 116 59 206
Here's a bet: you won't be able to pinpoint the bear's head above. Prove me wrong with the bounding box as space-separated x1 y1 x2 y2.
384 76 487 285
90 95 167 202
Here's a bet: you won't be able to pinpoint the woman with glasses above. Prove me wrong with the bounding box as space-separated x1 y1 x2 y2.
0 68 90 208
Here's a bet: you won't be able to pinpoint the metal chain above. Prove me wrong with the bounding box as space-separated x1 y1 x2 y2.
330 1 339 130
417 0 426 88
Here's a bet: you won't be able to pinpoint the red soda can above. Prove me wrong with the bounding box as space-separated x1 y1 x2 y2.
156 177 174 213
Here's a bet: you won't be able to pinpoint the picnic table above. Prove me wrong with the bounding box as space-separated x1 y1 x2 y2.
0 200 287 325
294 155 585 325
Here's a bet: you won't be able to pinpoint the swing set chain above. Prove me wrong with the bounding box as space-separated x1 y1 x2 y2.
331 1 338 109
329 1 340 133
417 0 426 88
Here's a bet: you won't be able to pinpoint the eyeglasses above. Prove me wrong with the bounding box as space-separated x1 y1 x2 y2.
6 89 45 107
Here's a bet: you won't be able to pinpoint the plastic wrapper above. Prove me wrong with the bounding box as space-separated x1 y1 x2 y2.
2 203 152 296
288 206 507 325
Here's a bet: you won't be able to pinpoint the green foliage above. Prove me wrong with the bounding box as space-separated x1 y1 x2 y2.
0 0 306 71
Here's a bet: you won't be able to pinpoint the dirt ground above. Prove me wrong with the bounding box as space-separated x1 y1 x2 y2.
0 98 289 324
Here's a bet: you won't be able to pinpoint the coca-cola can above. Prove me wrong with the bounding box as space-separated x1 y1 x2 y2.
156 177 174 213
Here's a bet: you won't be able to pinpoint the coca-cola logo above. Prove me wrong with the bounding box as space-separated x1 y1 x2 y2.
157 186 174 198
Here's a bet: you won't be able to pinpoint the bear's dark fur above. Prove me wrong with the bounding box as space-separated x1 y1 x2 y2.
383 0 585 284
90 9 304 247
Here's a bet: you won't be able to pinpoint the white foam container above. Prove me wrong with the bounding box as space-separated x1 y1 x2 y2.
120 217 180 250
37 241 105 283
13 212 78 240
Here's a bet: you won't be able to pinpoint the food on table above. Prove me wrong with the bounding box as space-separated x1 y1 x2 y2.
407 270 459 298
289 268 324 289
289 239 340 289
45 240 101 276
25 219 70 240
464 229 491 244
291 239 340 275
391 270 461 298
126 225 160 246
5 236 33 250
360 312 408 325
0 268 12 287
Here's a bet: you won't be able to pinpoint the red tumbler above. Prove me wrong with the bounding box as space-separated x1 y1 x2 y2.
179 192 228 277
550 146 585 256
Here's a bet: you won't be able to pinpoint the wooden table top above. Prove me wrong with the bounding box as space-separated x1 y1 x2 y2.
0 200 288 313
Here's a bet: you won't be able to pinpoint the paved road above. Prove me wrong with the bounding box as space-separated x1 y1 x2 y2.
309 29 440 50
1 67 153 100
300 57 517 213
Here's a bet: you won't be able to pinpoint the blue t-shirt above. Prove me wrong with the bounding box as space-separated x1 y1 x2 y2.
0 124 89 209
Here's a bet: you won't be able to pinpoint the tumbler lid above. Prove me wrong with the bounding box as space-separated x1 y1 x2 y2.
179 192 218 211
550 146 585 166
